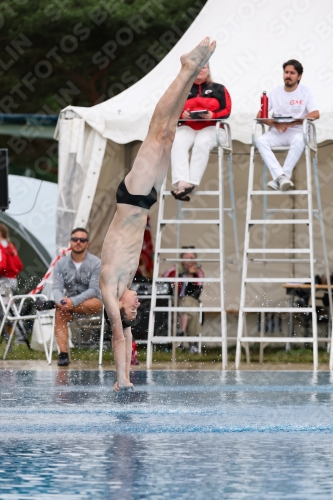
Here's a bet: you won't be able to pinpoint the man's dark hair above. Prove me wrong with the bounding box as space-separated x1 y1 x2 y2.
283 59 303 76
71 227 89 238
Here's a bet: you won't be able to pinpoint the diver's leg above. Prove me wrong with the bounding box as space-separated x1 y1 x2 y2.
125 37 216 195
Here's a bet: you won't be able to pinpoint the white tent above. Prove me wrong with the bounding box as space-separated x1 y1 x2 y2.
7 175 57 259
56 0 333 310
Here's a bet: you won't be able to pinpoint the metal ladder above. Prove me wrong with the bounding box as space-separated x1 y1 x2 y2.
146 120 239 370
235 119 333 370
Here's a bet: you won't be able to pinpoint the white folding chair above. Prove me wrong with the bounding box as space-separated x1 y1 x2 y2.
0 293 54 361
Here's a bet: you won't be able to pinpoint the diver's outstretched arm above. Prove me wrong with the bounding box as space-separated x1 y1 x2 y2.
101 285 132 390
124 326 133 383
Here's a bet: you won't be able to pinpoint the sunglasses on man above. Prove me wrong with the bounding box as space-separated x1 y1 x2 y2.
71 237 89 243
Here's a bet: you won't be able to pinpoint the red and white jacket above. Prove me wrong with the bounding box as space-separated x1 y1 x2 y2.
162 265 205 299
180 81 232 130
0 241 23 278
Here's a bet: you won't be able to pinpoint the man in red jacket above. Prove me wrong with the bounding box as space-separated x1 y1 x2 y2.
171 63 232 201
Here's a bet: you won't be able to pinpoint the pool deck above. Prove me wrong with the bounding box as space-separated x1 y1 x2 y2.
0 359 330 371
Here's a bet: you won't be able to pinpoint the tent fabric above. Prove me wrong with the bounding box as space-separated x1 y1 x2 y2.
7 175 57 259
57 0 333 145
56 115 126 250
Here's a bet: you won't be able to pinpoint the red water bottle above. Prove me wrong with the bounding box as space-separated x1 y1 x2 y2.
260 91 268 118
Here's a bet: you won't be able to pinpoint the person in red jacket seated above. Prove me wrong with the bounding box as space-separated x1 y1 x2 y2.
163 250 204 353
0 223 23 296
171 63 232 201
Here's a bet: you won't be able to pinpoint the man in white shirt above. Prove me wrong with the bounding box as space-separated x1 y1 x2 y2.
256 59 319 191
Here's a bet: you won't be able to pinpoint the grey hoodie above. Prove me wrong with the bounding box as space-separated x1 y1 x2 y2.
52 252 102 307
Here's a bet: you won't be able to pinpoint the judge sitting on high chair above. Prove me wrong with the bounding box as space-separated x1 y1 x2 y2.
255 59 319 191
170 63 231 201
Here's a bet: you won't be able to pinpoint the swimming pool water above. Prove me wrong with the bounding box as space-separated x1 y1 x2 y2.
1 370 333 499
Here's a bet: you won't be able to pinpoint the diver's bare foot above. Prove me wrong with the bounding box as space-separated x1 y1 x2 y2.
180 37 216 75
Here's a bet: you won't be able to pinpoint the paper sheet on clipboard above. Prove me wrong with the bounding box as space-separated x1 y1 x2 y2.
273 116 295 123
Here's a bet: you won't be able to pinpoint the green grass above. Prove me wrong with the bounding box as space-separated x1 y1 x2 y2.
0 341 330 365
149 345 330 364
239 345 329 364
0 342 115 363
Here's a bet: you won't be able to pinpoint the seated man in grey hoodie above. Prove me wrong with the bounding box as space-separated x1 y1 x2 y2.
53 228 102 366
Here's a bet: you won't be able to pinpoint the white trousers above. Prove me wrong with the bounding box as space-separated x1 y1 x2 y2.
255 128 305 180
171 126 226 186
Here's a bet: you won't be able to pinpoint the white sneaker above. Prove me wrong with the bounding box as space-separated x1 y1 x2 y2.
267 179 279 191
278 176 294 191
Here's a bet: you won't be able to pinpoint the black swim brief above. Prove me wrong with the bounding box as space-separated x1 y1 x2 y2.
116 178 157 210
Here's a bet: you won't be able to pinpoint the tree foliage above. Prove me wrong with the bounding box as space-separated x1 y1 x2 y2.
1 0 208 113
0 0 207 180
